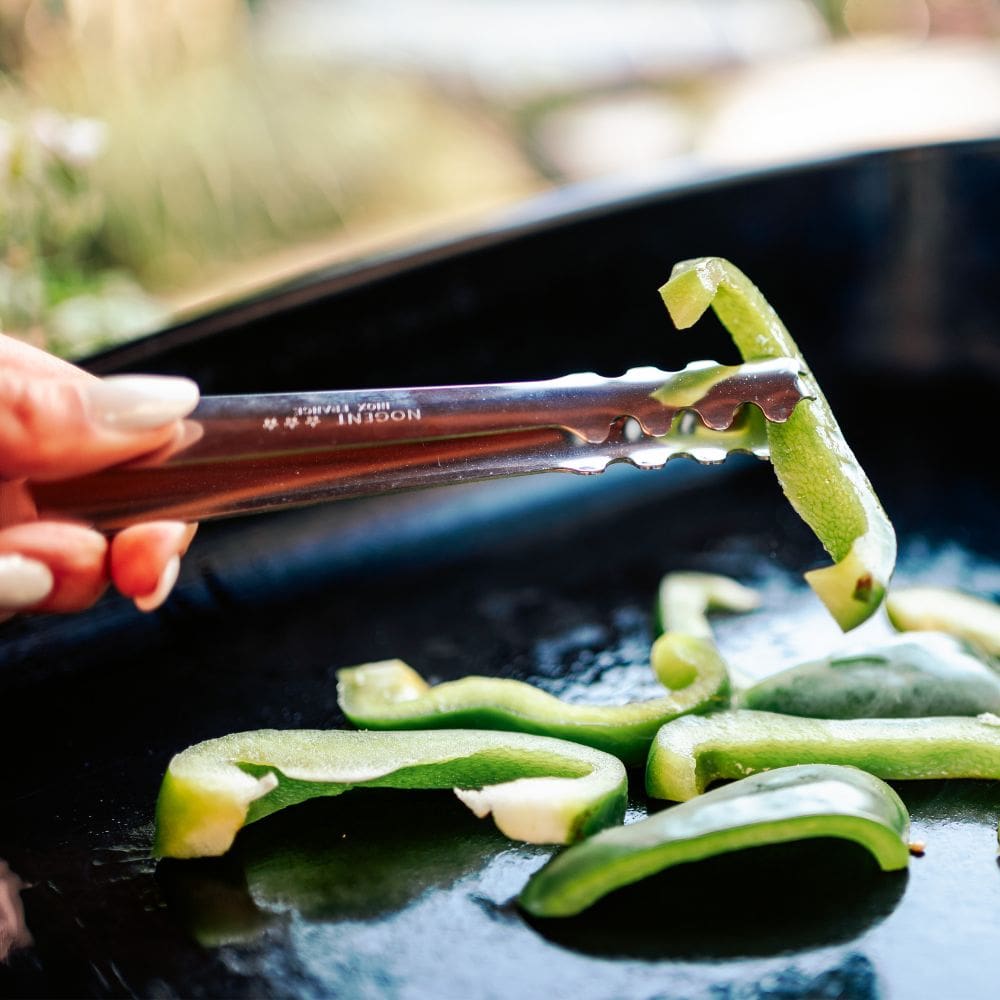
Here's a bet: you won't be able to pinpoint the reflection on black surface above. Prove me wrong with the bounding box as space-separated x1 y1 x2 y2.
894 778 1000 825
160 788 910 963
529 838 908 961
157 854 277 948
743 952 881 1000
0 859 32 961
159 788 535 945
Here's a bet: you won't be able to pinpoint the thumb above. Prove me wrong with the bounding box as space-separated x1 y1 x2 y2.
0 372 199 482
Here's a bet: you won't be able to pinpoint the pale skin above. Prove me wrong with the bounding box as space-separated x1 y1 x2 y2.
0 333 198 615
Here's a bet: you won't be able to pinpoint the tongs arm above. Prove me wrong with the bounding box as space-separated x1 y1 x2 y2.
29 359 805 530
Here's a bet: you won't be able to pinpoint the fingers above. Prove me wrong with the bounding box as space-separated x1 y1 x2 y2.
0 333 199 481
110 522 198 611
0 337 203 620
0 371 200 482
0 520 197 616
0 331 90 380
0 522 109 613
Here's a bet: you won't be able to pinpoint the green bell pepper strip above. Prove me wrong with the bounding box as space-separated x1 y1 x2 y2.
654 571 760 689
658 258 896 631
336 645 729 768
655 571 761 637
887 587 1000 658
519 763 910 917
741 632 1000 719
646 710 1000 801
154 728 627 859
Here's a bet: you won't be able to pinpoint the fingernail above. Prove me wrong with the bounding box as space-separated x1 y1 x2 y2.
180 523 198 553
134 554 180 613
0 554 54 610
155 521 198 556
87 375 200 431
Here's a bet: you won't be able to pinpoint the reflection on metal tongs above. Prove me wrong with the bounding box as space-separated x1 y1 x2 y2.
31 359 808 530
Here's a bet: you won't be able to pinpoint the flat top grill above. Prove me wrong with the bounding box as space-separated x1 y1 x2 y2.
2 138 999 1000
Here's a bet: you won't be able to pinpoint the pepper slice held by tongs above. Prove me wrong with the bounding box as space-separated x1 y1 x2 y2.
31 258 894 631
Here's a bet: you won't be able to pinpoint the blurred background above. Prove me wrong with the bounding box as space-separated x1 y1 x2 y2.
0 0 996 358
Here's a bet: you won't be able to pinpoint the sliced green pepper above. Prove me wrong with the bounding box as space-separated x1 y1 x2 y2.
655 571 761 637
646 710 1000 801
653 571 760 690
887 587 1000 657
154 728 627 858
520 763 910 917
741 632 1000 719
658 258 896 631
336 645 729 767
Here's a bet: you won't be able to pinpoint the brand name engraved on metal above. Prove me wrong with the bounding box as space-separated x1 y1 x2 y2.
294 403 350 416
264 404 423 431
338 408 421 425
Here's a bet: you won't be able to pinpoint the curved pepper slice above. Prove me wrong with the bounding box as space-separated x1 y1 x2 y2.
658 258 896 631
520 763 910 917
654 571 760 689
741 632 1000 719
336 644 729 767
887 587 1000 658
646 709 1000 802
655 571 761 637
154 729 627 858
646 710 1000 801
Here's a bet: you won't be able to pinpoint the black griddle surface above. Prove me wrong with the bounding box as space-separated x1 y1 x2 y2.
3 140 1000 999
3 386 999 999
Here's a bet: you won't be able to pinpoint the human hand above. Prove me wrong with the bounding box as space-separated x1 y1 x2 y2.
0 334 200 617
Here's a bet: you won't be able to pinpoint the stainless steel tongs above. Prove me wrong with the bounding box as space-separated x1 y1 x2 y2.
30 359 807 530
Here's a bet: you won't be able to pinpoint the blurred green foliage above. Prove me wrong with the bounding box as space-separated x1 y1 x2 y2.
0 0 536 356
0 100 160 354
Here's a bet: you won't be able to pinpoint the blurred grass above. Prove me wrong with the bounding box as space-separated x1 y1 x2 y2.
85 61 536 292
0 0 539 355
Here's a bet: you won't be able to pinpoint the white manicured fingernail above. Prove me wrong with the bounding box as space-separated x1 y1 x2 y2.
0 554 54 610
87 375 200 431
134 555 180 612
180 523 199 551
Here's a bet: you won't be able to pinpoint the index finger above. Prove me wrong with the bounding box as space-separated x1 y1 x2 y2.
0 333 96 381
0 369 199 482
